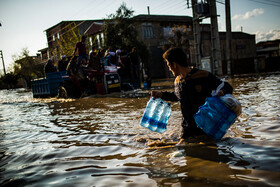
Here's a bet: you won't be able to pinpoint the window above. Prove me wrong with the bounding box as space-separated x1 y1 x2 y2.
89 36 93 46
53 35 55 41
100 33 104 47
142 23 154 38
97 33 104 48
57 32 60 40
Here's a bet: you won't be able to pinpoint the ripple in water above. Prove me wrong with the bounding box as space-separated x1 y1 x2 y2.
0 74 280 186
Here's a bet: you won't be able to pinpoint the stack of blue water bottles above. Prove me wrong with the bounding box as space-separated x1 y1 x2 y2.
194 96 237 140
140 97 171 133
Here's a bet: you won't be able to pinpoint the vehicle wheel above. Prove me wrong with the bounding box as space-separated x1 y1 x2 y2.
58 85 68 98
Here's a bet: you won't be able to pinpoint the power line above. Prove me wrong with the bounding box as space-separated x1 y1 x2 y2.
151 0 178 13
266 0 280 5
247 0 280 7
217 0 225 5
150 0 172 11
160 0 187 15
46 0 122 41
46 21 86 41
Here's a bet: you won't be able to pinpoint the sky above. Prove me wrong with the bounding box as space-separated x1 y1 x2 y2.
0 0 279 73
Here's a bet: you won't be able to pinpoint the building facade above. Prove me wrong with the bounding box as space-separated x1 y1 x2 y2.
256 39 280 72
43 14 257 77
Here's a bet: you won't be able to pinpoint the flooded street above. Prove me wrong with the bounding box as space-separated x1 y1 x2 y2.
0 74 280 186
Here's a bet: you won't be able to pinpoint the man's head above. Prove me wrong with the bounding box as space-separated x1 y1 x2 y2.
163 47 190 76
81 35 86 42
162 47 189 67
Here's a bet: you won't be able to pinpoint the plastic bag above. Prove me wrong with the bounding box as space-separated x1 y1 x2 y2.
140 97 171 133
220 94 242 116
211 78 225 96
211 78 242 116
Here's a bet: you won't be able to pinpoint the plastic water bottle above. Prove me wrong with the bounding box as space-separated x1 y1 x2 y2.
140 98 157 128
147 99 165 131
140 98 171 133
156 103 171 133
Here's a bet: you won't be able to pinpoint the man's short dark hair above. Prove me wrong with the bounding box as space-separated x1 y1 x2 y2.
163 47 190 67
81 35 87 40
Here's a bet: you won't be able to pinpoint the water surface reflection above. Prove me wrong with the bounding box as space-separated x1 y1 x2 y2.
0 74 279 186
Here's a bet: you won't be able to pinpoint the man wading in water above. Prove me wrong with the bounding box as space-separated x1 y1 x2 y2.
151 47 233 141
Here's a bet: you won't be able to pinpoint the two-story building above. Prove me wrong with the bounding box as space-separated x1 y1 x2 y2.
42 14 257 77
256 39 280 72
198 24 256 74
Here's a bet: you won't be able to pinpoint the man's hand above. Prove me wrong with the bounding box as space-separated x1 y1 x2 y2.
151 91 162 98
217 90 224 96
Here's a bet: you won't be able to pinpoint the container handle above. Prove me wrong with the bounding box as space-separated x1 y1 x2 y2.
212 78 225 96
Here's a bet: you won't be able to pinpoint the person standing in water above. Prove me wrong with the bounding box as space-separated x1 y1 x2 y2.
151 47 233 139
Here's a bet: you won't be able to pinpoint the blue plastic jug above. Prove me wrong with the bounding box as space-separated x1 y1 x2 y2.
140 97 171 133
194 96 237 140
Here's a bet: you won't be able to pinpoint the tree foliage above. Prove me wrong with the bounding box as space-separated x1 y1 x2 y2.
104 3 136 49
103 3 149 64
12 48 44 87
0 73 19 89
56 22 81 58
167 25 191 52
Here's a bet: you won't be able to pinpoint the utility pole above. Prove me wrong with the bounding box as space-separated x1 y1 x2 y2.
188 0 223 75
191 0 202 69
0 50 6 75
0 22 6 76
209 0 223 75
225 0 232 75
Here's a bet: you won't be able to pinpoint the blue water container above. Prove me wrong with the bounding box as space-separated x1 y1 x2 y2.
194 96 237 140
140 97 171 133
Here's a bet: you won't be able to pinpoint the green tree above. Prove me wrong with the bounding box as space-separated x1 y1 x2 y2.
164 25 192 65
12 48 44 87
168 25 191 50
0 73 19 89
57 22 81 57
103 3 149 61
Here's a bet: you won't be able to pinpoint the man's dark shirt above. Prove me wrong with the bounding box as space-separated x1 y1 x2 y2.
58 60 68 72
75 42 87 55
66 60 79 76
161 68 233 138
44 62 57 75
129 52 140 65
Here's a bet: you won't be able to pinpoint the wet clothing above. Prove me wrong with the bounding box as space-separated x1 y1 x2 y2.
161 67 233 138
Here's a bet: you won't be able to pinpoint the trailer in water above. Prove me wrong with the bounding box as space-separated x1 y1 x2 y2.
31 68 123 98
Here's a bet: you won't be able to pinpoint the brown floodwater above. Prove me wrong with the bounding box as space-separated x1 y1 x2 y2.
0 73 279 186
